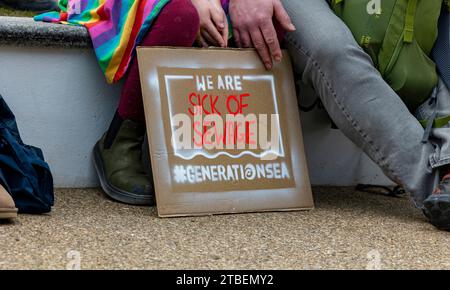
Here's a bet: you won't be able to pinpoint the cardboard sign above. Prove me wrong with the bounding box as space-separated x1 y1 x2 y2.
137 47 313 217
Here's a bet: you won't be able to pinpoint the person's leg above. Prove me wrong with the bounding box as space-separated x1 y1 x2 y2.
415 79 450 229
281 0 444 209
415 80 450 171
95 0 200 205
118 0 200 123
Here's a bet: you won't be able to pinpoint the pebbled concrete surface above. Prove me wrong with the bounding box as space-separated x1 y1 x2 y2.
0 187 449 270
0 16 90 48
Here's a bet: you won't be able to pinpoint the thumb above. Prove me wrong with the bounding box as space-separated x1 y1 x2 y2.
211 7 226 30
222 14 229 47
273 1 296 32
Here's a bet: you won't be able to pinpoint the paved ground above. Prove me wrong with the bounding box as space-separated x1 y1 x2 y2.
0 187 449 269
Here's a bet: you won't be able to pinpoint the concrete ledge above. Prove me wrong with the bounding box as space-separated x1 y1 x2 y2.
0 46 120 187
0 16 90 48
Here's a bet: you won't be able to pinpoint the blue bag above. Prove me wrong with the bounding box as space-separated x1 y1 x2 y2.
0 95 54 214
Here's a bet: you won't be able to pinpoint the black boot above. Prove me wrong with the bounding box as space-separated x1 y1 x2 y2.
423 174 450 231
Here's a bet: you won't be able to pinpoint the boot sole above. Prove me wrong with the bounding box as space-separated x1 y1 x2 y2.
423 194 450 231
93 142 154 206
0 208 18 219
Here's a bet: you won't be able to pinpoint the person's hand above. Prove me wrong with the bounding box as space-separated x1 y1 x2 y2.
191 0 229 47
229 0 296 69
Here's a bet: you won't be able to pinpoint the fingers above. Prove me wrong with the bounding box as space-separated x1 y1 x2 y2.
221 14 229 47
210 7 226 32
201 29 220 47
239 30 252 48
204 19 225 47
273 0 296 32
260 22 282 62
211 8 229 47
249 28 272 70
233 28 242 48
198 35 210 48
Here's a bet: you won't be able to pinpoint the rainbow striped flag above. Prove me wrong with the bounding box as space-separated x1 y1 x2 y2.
35 0 170 83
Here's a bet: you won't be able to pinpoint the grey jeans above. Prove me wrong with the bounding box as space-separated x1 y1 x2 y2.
282 0 450 206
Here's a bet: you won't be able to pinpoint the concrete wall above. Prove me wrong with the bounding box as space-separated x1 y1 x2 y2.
0 46 392 187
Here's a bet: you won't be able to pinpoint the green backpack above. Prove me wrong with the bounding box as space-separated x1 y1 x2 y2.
330 0 442 111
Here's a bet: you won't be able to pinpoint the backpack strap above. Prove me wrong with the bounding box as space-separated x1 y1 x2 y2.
334 0 417 43
404 0 417 43
420 114 450 128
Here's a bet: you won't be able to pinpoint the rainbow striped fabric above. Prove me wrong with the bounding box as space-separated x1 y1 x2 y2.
35 0 170 83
